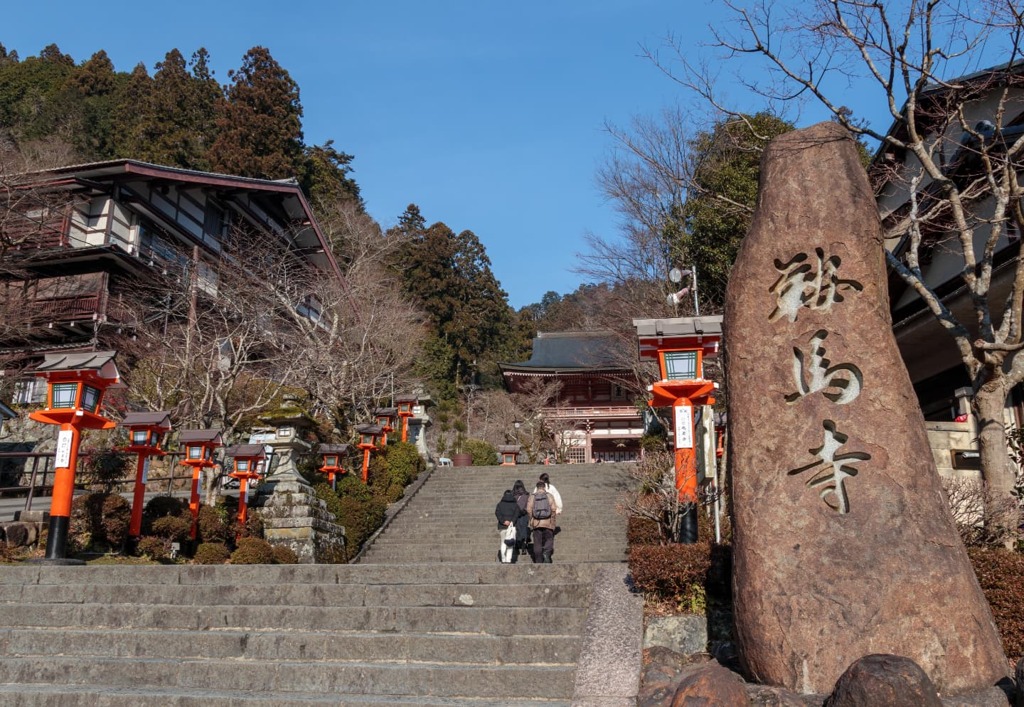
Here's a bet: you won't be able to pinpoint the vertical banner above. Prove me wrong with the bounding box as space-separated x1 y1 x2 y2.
674 405 694 449
141 456 150 484
55 429 73 468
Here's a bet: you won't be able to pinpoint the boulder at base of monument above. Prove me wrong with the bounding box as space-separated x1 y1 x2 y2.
723 121 1007 695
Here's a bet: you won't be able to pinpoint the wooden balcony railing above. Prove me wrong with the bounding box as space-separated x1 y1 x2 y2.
3 212 69 250
541 405 641 420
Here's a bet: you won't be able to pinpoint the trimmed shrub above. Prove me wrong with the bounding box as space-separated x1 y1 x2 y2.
463 438 498 466
272 544 299 564
150 515 191 543
383 442 424 488
628 516 663 546
231 537 275 564
197 505 231 544
969 548 1024 662
69 492 131 553
100 494 131 548
193 542 231 564
142 496 188 535
81 448 131 493
626 541 716 610
137 536 170 561
336 494 387 559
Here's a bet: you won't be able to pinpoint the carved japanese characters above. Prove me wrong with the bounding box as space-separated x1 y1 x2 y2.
724 122 1007 695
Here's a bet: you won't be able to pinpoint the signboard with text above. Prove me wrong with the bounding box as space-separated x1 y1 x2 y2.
674 405 694 449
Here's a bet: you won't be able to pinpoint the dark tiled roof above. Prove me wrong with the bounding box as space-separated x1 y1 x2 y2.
502 332 628 371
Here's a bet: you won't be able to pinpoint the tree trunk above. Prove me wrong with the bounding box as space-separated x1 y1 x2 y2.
974 379 1020 547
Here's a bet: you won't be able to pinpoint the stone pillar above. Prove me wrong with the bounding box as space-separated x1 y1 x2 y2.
723 122 1007 695
254 436 344 563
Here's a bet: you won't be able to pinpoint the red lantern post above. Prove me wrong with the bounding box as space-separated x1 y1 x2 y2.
635 316 723 544
373 408 397 446
28 351 120 562
120 411 173 544
318 443 349 491
395 395 417 443
355 424 383 483
178 429 223 540
225 444 266 528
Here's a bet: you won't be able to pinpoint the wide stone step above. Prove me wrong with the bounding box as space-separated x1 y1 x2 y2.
0 656 578 699
6 581 590 608
0 563 597 587
0 684 572 706
0 627 582 664
0 602 587 635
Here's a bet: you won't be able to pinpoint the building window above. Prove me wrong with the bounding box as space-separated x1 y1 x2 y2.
663 351 698 380
12 378 47 405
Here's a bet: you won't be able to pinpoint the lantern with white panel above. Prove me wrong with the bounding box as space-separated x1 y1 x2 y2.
633 315 723 544
28 351 120 562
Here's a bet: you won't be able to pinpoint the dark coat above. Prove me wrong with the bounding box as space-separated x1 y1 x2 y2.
495 490 521 530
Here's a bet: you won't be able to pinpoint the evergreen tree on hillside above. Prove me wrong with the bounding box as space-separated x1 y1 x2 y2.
0 44 78 143
132 48 222 169
109 62 151 159
678 112 793 306
68 50 122 159
207 46 303 179
300 140 362 208
393 209 512 390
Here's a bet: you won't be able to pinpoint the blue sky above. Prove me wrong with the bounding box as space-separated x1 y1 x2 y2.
5 1 895 308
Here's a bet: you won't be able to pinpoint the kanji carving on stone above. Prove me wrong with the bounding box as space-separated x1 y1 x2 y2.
768 249 863 323
787 420 870 514
785 329 863 404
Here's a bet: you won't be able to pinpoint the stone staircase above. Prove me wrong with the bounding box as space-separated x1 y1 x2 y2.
359 463 633 565
0 463 641 705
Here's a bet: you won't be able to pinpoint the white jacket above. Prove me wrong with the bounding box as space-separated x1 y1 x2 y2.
546 483 563 514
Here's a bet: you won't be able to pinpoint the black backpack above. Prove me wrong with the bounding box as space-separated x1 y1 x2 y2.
532 491 552 520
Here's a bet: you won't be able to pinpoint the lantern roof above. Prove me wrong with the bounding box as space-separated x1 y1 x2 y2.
395 394 418 404
374 407 398 417
497 445 522 454
633 315 724 361
120 411 172 430
225 443 267 459
179 428 224 445
35 350 120 381
319 443 350 454
355 423 383 435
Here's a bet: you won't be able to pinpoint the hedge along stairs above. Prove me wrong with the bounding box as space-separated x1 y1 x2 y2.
0 462 641 705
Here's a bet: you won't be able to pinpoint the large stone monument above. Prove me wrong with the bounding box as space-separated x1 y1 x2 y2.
723 122 1007 694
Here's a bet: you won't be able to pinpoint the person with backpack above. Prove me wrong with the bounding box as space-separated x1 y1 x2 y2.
526 480 558 563
494 487 522 563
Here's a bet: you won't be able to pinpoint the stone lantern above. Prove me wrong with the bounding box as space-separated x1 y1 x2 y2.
355 423 383 483
224 443 266 528
28 350 120 562
318 443 349 491
178 428 223 540
120 411 172 543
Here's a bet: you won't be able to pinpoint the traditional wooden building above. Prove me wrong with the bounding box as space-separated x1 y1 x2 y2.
499 331 643 463
1 159 344 402
875 61 1024 479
